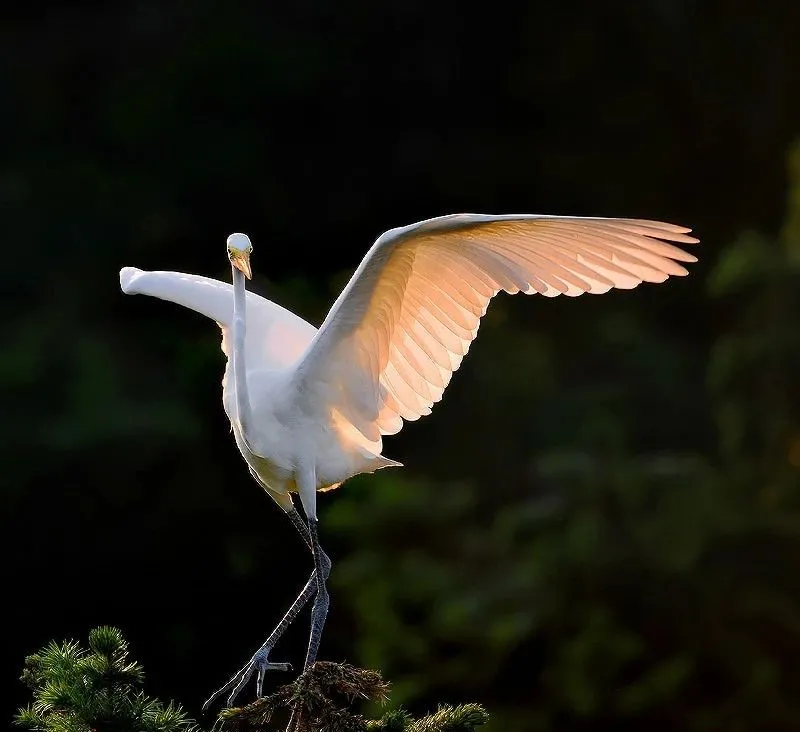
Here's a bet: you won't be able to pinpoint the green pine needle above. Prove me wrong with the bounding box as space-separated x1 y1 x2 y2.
14 627 200 732
88 626 126 656
408 704 490 732
17 628 489 732
367 708 413 731
220 663 489 732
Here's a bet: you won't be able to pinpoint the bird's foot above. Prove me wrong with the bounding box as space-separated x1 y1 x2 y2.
202 645 291 712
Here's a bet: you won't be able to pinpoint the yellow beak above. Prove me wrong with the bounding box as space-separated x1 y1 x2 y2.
230 250 252 280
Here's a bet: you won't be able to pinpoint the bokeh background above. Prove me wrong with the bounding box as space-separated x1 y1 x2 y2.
4 2 800 730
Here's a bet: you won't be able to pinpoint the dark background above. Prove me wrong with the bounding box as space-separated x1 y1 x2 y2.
4 2 800 730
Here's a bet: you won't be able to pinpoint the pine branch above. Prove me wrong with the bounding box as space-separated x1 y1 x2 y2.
16 628 489 732
407 705 489 732
220 662 489 732
15 627 199 732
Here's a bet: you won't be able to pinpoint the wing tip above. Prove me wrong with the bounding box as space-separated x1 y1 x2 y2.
120 266 144 294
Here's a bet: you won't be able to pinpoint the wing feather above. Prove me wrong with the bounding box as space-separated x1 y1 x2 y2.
119 267 317 370
292 214 699 450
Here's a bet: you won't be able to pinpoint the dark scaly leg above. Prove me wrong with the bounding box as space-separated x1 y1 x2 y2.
202 505 318 711
297 468 331 669
303 517 331 668
284 473 332 732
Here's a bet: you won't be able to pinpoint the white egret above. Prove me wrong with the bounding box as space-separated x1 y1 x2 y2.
119 212 698 708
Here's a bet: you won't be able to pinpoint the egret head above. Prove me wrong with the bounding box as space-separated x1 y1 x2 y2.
227 232 253 280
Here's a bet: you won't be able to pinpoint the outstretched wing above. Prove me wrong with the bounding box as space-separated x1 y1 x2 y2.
290 213 699 447
120 267 317 370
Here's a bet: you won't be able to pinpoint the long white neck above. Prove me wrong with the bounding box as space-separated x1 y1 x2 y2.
232 265 256 449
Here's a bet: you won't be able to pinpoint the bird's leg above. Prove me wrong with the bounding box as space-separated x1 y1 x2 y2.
281 478 331 732
303 517 331 667
298 472 331 669
202 506 319 711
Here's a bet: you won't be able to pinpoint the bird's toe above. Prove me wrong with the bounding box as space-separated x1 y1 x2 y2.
203 647 293 712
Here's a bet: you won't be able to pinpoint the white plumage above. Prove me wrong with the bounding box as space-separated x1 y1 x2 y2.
120 211 698 703
122 212 698 497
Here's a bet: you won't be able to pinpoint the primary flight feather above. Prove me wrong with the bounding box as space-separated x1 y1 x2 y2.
119 212 698 708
